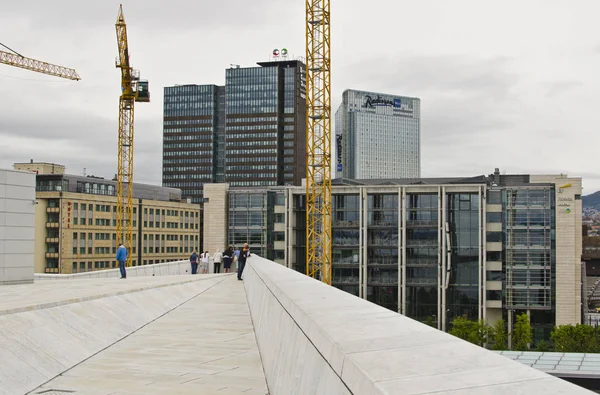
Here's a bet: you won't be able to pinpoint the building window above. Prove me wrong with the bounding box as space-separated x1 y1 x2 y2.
486 212 502 223
488 190 502 205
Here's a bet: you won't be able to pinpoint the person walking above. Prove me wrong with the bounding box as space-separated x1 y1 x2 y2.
190 250 199 275
116 243 127 279
200 250 209 274
233 246 240 272
223 246 233 273
237 243 250 281
213 248 223 273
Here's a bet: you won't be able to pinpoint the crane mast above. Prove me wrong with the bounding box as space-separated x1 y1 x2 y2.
115 4 149 266
306 0 332 284
0 49 80 81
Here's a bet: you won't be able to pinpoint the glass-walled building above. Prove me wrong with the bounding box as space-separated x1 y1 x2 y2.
162 84 221 204
163 60 306 199
335 89 421 179
202 170 582 343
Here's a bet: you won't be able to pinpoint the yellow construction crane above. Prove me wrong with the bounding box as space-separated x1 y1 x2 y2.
306 0 332 284
0 45 80 81
115 5 149 266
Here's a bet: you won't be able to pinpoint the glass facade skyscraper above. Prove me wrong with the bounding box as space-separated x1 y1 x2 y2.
163 84 221 203
225 61 306 187
162 60 306 204
335 89 421 179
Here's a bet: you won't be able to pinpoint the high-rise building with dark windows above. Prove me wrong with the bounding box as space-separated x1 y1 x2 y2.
162 84 222 203
225 61 306 187
162 60 306 205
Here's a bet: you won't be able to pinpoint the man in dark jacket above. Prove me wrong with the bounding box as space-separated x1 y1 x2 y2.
190 250 199 274
237 243 250 280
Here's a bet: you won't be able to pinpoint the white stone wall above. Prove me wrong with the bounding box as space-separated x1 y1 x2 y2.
244 255 591 395
531 175 583 325
0 169 35 285
203 183 229 253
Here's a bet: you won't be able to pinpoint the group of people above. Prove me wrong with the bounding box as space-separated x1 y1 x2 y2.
114 242 251 280
189 243 250 280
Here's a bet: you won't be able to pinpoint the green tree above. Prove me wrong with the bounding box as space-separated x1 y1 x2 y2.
551 324 600 353
512 313 532 351
474 319 492 347
535 340 551 352
449 317 491 347
491 319 508 350
449 316 475 342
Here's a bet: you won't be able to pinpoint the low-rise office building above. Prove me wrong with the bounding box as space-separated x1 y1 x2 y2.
24 170 201 274
203 169 582 342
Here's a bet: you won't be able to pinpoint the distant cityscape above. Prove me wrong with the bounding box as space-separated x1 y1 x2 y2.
583 191 600 236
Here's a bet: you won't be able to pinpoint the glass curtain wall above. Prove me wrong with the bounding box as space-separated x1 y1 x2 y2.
446 193 480 326
405 194 438 322
366 194 399 311
228 192 268 256
293 194 307 274
332 194 360 297
504 188 555 341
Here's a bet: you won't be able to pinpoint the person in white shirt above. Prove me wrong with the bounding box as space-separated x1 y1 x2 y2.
200 251 209 274
213 249 223 273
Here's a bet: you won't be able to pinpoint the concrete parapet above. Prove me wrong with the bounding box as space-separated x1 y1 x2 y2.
243 255 593 394
0 275 227 395
33 259 222 280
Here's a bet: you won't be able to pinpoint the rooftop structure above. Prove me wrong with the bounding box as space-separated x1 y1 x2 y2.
0 257 594 394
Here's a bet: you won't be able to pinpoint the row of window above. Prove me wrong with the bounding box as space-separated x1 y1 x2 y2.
228 116 277 123
226 131 277 139
164 143 214 149
163 158 214 164
163 127 213 134
164 120 212 126
164 134 213 141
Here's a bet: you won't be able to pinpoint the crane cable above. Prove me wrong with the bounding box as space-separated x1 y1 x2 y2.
0 42 24 57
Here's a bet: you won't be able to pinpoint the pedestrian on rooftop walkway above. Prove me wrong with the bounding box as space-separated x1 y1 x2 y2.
223 246 234 273
190 250 199 275
237 243 250 281
213 248 223 273
116 243 127 279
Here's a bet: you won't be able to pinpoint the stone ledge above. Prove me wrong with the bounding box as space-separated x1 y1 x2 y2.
244 255 593 395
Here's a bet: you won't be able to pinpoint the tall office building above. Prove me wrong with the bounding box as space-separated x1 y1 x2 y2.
203 169 583 343
335 89 421 179
162 60 306 204
162 84 224 203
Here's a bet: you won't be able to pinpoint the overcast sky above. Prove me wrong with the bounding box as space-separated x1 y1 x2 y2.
0 0 598 193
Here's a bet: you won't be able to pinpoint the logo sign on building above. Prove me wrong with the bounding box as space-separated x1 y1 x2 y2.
363 95 397 108
362 94 413 112
336 134 343 170
272 48 289 60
